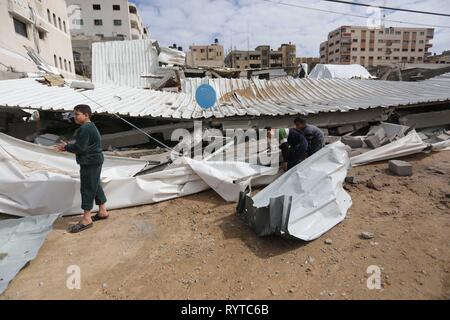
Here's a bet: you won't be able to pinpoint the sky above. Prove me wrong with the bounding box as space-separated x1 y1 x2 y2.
132 0 450 57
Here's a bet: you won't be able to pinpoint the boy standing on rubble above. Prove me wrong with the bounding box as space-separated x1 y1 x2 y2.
55 104 109 233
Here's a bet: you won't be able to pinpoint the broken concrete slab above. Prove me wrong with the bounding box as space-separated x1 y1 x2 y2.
364 135 382 149
389 160 413 176
436 134 450 142
341 136 363 148
336 124 354 135
399 110 450 129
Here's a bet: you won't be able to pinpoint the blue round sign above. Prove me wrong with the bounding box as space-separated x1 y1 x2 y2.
195 84 216 109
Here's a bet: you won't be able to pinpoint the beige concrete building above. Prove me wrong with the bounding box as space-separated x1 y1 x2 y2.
186 39 224 67
320 26 434 67
427 50 450 65
66 0 149 78
0 0 75 78
225 43 296 69
66 0 148 40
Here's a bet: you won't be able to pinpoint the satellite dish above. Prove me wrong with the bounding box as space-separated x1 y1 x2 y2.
195 84 216 109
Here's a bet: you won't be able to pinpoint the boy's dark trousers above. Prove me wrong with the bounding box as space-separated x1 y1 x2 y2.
79 164 107 211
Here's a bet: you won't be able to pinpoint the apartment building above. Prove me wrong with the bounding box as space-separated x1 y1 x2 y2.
66 0 148 40
427 50 450 64
319 26 434 68
0 0 75 78
186 39 224 68
225 43 296 69
66 0 149 78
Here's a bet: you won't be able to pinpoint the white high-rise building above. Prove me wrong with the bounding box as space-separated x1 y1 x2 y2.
66 0 149 40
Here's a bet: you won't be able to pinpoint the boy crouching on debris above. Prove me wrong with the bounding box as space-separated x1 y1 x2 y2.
55 104 109 233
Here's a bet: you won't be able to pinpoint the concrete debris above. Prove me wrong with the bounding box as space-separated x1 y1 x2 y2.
324 238 333 245
399 110 450 129
389 160 413 176
345 176 357 184
360 231 375 240
341 136 363 148
364 135 382 149
336 124 355 135
436 134 450 142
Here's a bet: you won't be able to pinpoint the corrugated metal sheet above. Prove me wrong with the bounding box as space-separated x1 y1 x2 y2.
92 39 159 88
0 74 449 120
0 214 59 294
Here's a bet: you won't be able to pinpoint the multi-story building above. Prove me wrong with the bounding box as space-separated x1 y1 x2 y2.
186 39 224 67
225 43 296 69
65 0 149 78
427 50 450 64
66 0 148 40
0 0 75 78
319 26 434 67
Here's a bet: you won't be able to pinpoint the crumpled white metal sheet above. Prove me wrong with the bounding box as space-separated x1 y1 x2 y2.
0 133 278 217
1 73 450 119
0 214 59 295
238 142 352 241
350 131 429 166
92 39 159 89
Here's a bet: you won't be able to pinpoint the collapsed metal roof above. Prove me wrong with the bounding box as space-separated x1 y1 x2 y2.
0 74 449 120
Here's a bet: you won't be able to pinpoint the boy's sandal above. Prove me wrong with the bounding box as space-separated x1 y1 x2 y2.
92 214 109 222
68 222 93 233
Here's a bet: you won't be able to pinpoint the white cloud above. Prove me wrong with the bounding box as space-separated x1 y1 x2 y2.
134 0 450 57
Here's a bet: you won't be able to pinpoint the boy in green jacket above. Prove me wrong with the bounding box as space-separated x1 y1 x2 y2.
55 104 108 233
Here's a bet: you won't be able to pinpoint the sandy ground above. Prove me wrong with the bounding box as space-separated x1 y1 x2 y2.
1 151 449 300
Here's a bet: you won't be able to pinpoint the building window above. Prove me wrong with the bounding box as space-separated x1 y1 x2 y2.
361 48 365 52
352 39 358 43
64 59 67 71
352 48 357 51
75 19 84 26
69 61 72 72
94 19 103 26
47 9 51 23
53 13 57 27
73 51 81 61
38 30 45 40
113 19 122 26
59 57 63 69
58 17 62 30
13 18 28 38
93 4 101 10
63 21 67 33
378 48 383 51
113 5 121 10
54 54 57 67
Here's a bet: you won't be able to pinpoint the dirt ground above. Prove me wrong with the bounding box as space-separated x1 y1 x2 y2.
1 151 449 300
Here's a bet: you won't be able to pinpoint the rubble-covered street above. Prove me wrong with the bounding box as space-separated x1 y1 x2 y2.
1 151 449 300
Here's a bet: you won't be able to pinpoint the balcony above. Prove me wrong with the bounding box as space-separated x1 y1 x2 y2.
8 0 33 24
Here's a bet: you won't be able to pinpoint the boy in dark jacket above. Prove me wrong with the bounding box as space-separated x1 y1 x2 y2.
55 104 108 233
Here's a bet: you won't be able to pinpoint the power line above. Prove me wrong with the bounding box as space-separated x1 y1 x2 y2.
322 0 450 18
261 0 450 29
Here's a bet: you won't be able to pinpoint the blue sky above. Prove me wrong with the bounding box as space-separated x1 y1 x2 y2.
132 0 450 56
